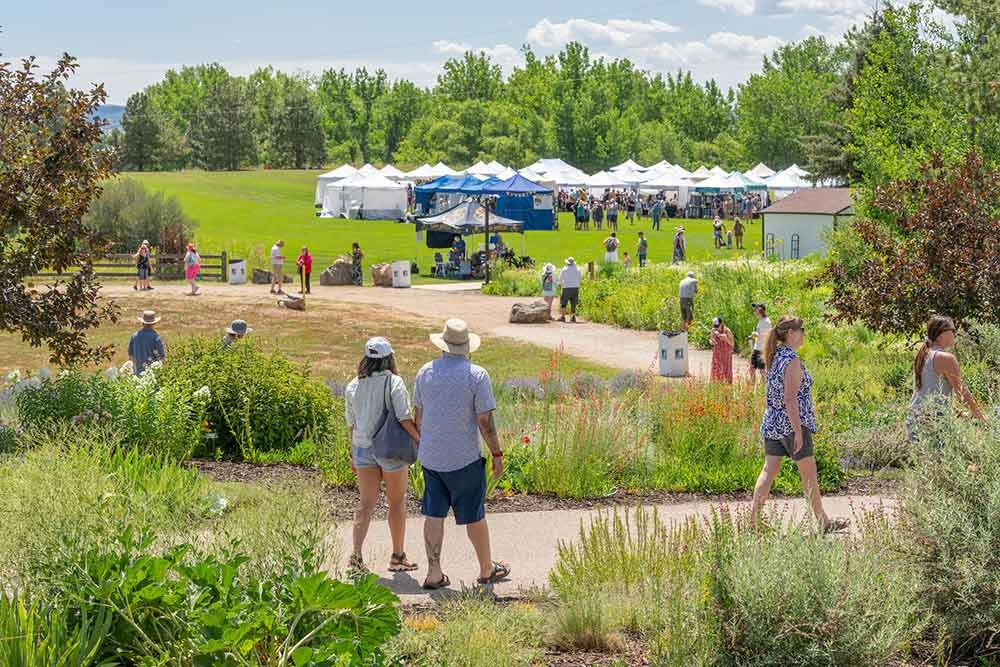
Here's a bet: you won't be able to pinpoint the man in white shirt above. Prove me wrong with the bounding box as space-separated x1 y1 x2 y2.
748 302 772 384
270 240 285 295
678 271 698 331
558 257 582 323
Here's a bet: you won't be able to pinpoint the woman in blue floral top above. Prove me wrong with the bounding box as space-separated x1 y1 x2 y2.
751 315 849 533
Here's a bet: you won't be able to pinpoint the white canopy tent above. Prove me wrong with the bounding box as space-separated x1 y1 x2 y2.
466 160 493 175
517 167 547 182
379 164 407 180
613 166 650 186
693 172 748 192
486 160 507 173
496 166 517 180
546 168 591 189
610 158 647 172
357 163 379 176
320 171 407 220
430 162 460 177
767 169 815 197
709 165 728 177
689 165 712 180
405 163 435 179
640 168 693 208
314 164 357 206
784 164 811 178
746 162 776 180
527 158 580 176
586 170 628 189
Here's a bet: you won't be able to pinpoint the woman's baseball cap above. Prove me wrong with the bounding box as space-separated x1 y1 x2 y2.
365 336 394 359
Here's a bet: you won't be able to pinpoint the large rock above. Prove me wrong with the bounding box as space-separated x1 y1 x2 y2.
252 268 293 284
509 300 552 324
320 257 354 286
371 263 392 287
278 295 306 311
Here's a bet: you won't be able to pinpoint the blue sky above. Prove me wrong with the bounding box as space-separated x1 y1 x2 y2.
4 0 879 104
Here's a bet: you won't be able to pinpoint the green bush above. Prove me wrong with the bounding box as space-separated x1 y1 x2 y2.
0 596 113 666
897 415 1000 658
159 338 338 461
15 370 122 431
552 506 920 667
83 176 196 252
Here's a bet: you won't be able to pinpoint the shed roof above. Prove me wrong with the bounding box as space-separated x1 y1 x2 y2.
762 188 855 215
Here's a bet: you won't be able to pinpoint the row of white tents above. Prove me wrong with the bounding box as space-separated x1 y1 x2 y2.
314 158 818 216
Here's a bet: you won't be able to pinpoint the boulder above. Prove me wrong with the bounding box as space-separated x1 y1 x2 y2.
371 263 393 287
278 295 306 311
252 268 272 284
509 301 552 324
320 257 354 286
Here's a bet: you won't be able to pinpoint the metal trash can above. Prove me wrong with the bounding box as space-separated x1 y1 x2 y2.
659 330 689 377
391 260 411 288
228 259 247 285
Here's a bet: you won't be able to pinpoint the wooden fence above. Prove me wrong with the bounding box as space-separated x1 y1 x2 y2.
32 251 229 281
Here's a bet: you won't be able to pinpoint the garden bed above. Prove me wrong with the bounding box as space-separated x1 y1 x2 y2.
191 458 899 522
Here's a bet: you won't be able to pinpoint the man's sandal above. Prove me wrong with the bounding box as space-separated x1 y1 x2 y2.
476 561 511 585
388 552 419 572
421 574 450 590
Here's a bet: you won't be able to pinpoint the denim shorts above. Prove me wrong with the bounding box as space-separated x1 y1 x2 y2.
421 457 487 525
352 445 407 473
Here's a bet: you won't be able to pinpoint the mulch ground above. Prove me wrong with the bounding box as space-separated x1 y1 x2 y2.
190 459 899 522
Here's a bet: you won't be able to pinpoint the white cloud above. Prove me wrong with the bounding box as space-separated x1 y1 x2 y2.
777 0 867 13
526 17 681 49
432 41 522 69
706 32 785 55
697 0 757 17
432 40 470 55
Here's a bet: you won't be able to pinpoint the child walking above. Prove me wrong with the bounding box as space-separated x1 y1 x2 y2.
297 246 313 294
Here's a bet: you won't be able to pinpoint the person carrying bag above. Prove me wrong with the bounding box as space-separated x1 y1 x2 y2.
344 336 421 575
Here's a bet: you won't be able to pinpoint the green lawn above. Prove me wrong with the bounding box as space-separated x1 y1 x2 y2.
132 170 763 275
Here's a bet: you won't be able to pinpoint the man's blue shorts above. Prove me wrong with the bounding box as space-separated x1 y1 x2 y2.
421 457 487 525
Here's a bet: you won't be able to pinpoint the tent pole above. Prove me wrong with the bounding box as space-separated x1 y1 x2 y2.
484 198 490 285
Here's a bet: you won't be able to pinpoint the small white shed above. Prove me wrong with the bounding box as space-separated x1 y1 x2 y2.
761 188 855 260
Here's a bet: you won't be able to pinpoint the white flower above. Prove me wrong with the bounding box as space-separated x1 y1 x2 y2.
119 360 134 376
206 494 229 516
149 360 164 371
59 369 71 379
104 367 119 380
38 367 52 381
5 370 21 384
193 386 212 401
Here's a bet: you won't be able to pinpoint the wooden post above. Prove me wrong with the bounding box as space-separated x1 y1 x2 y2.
220 251 228 283
587 261 595 280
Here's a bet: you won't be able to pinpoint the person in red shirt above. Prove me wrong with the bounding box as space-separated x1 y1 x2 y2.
297 246 313 294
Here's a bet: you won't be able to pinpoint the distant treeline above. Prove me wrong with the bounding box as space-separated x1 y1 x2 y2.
113 2 1000 188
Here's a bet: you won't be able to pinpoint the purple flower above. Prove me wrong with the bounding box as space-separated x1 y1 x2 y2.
326 380 346 398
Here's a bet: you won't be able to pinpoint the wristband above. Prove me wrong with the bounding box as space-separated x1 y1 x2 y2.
491 451 504 458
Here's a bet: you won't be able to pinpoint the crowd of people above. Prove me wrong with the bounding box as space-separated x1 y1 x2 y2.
560 190 767 231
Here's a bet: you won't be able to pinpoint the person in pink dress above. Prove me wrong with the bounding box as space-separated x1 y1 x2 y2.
710 316 735 383
184 243 201 296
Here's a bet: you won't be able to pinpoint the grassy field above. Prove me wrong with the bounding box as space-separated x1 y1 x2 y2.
0 288 615 382
132 170 762 275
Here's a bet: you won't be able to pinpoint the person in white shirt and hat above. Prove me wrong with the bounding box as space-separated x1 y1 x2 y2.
128 310 166 375
412 319 510 590
344 336 422 575
558 257 582 323
222 319 253 348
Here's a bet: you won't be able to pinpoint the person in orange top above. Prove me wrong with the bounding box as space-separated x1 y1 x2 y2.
297 246 313 294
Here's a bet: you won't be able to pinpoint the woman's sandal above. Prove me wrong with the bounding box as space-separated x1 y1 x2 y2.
476 561 511 585
823 517 850 534
421 574 450 590
388 552 419 572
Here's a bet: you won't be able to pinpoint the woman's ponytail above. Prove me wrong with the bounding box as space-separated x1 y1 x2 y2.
914 315 956 391
763 315 804 369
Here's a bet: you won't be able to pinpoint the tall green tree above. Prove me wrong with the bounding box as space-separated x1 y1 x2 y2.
272 80 326 169
736 37 841 168
350 68 387 164
0 55 118 364
189 75 257 170
121 91 161 171
436 51 503 102
377 80 426 163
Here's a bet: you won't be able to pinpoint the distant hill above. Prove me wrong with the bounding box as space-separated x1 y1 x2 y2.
95 104 125 132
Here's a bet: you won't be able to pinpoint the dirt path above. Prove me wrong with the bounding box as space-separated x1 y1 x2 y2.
101 282 743 378
331 494 892 605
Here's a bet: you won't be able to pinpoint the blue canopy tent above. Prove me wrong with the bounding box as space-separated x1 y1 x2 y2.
414 174 465 213
481 174 555 231
415 199 524 235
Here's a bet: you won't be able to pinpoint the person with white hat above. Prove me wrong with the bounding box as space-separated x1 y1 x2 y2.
558 257 582 323
673 226 686 264
222 319 253 348
540 263 557 320
128 310 165 376
344 336 421 575
413 319 510 590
